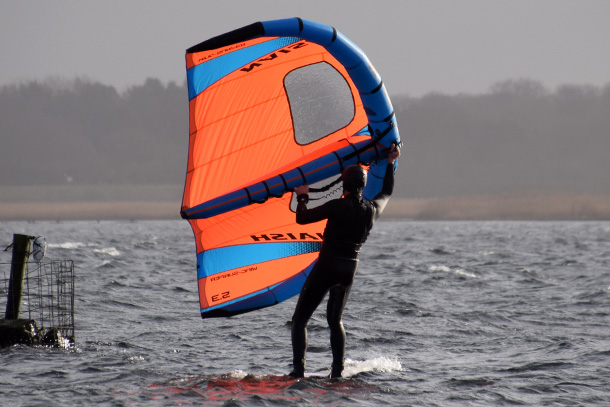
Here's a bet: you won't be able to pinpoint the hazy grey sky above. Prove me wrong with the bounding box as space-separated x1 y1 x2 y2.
2 1 609 96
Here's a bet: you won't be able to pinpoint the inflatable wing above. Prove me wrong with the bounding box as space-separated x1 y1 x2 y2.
181 18 400 318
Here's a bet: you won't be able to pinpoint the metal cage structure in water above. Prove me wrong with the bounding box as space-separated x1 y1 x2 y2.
1 260 75 344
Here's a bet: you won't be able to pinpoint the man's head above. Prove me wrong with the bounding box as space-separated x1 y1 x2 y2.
342 165 367 194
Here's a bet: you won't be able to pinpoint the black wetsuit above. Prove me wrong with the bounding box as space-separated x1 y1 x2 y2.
291 163 395 377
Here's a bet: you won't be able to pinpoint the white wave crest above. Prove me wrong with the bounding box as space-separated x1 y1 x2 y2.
48 242 87 249
429 265 476 278
94 247 121 257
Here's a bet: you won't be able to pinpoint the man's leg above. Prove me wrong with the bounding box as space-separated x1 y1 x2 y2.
290 263 329 377
327 284 351 378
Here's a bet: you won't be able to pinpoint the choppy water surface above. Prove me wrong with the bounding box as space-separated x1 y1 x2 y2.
1 220 609 406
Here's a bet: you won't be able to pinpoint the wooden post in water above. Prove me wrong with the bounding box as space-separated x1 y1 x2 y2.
4 234 30 320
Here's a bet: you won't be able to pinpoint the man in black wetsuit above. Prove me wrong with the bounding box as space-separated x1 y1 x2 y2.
290 145 401 378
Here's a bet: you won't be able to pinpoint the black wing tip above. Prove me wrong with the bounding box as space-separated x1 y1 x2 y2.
200 302 276 319
187 22 265 54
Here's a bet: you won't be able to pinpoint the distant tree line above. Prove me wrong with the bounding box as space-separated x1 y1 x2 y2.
395 79 610 197
1 78 609 198
0 78 187 187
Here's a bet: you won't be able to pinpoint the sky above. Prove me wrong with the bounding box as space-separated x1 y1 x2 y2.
2 1 610 97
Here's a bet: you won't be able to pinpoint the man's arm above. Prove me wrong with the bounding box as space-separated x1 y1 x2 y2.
294 185 333 225
371 145 401 220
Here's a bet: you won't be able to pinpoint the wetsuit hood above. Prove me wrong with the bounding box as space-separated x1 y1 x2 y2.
342 165 367 194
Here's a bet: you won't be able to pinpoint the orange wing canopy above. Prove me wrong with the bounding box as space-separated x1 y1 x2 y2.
182 18 400 318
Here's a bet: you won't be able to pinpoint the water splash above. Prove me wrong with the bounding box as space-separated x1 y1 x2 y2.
344 356 403 377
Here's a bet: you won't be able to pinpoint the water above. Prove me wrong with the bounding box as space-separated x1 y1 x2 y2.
1 220 609 406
